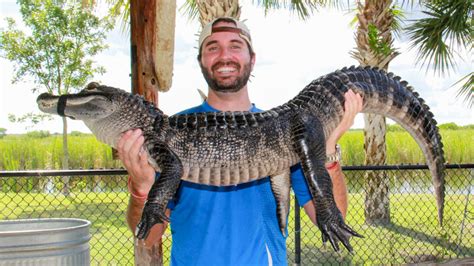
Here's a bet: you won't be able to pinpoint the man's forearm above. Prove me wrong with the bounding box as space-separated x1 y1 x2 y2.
327 162 348 218
127 196 169 247
303 162 349 225
127 196 146 232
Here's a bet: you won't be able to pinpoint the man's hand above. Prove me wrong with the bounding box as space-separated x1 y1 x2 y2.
326 89 363 154
117 129 155 197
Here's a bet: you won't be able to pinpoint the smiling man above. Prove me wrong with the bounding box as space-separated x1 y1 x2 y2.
118 17 362 265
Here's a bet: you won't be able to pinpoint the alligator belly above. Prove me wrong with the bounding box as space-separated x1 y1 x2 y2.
181 157 297 186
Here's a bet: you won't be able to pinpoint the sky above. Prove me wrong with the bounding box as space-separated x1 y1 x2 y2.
0 0 472 134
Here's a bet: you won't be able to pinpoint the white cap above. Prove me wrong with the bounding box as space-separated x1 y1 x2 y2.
198 17 253 52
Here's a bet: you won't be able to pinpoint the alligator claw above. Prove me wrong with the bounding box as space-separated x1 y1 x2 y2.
135 201 169 240
317 208 363 253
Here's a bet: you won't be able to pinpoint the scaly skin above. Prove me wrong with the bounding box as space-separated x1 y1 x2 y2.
37 66 445 253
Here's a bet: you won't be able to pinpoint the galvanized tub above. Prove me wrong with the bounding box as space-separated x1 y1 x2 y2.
0 218 91 266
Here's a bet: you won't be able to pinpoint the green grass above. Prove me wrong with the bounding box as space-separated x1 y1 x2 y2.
1 191 472 265
287 192 473 265
339 129 474 165
0 134 122 170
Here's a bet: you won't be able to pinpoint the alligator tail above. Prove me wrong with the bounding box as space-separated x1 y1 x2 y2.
287 65 445 226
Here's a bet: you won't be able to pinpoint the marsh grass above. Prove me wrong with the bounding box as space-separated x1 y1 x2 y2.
0 129 472 171
0 134 122 170
339 129 473 165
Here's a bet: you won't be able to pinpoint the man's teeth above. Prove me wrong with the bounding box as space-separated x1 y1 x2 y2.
217 67 236 73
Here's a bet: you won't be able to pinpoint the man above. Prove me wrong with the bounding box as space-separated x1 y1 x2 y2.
118 17 363 265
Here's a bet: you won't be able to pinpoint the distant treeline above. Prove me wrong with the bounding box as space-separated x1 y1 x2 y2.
384 123 474 132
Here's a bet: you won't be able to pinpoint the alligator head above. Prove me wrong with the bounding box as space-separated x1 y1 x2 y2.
36 82 163 148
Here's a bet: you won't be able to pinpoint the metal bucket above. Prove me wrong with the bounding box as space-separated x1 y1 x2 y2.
0 218 91 266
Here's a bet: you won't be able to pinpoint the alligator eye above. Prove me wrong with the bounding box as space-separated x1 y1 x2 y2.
85 82 100 90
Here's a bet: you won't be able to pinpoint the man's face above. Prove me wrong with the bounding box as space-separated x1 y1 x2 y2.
199 21 255 93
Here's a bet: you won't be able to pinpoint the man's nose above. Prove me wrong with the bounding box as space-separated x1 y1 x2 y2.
218 47 232 60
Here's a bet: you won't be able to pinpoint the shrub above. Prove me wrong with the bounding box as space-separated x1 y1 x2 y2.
26 130 50 138
438 122 459 130
387 124 404 132
71 131 85 136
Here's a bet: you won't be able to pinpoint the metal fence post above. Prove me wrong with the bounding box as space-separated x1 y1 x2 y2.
294 196 301 266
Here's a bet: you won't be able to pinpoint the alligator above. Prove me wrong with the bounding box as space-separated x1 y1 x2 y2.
37 66 445 253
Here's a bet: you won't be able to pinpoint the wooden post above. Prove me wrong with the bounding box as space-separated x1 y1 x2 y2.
129 0 176 265
130 0 175 100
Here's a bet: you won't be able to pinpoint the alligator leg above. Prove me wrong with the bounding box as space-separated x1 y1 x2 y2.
269 169 291 236
291 113 362 253
136 143 183 240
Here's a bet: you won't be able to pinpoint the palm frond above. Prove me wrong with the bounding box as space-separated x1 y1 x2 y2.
453 72 474 108
390 4 406 38
104 0 130 33
405 0 472 75
253 0 349 20
179 0 200 22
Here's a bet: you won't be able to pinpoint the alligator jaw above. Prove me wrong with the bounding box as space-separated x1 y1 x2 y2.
37 92 114 121
37 93 61 115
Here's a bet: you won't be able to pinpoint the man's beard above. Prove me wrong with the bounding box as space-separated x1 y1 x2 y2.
200 60 252 93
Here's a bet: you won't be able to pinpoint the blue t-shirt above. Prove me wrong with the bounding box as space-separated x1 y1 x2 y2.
167 101 312 266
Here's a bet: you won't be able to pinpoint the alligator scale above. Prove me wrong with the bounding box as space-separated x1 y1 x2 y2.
37 66 445 253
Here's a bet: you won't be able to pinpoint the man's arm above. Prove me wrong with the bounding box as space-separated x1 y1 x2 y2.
302 163 348 225
303 90 363 224
117 129 167 246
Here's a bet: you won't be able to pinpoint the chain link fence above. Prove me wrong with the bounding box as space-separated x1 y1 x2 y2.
1 165 472 265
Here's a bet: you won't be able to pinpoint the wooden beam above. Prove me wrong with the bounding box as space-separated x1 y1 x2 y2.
130 0 176 104
129 0 176 264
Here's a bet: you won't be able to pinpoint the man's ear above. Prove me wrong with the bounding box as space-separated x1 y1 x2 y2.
250 53 256 71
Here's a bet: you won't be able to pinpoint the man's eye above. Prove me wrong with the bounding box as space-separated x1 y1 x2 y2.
208 46 218 52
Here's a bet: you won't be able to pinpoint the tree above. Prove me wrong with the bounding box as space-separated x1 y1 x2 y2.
0 128 6 138
182 0 241 26
256 0 471 224
0 0 112 195
405 0 473 108
351 0 396 225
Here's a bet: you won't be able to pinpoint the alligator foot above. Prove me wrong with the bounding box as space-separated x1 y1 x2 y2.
317 208 363 253
291 113 363 253
135 200 169 240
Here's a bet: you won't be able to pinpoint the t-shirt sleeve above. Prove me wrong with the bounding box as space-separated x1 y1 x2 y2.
290 164 312 207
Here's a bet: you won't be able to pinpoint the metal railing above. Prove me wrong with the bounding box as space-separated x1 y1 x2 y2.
1 164 473 265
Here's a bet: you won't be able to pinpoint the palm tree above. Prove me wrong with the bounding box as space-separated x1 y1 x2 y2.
256 0 472 224
405 0 473 107
182 0 241 26
350 0 397 224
